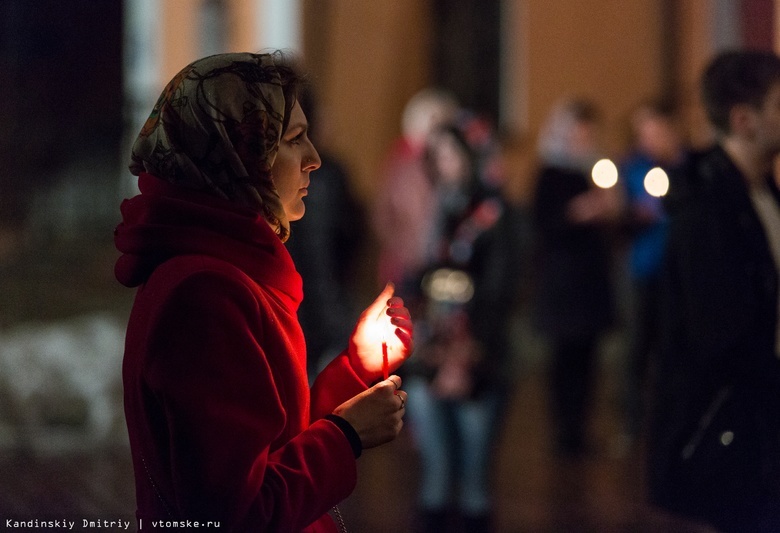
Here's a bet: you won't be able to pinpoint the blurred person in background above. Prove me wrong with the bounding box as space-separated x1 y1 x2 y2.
399 123 517 533
648 50 780 532
531 98 620 458
113 52 414 531
616 98 686 449
373 88 459 291
287 88 366 382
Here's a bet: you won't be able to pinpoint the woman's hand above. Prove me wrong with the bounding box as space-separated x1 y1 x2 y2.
348 283 413 384
333 376 408 449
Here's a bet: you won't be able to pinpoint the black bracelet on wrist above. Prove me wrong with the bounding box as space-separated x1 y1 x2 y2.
324 414 363 458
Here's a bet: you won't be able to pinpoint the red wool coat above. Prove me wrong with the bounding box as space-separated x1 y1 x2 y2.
115 173 367 532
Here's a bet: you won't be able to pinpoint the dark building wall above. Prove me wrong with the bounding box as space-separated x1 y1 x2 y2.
0 0 123 229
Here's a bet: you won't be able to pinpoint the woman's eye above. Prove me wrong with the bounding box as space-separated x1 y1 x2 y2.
289 132 304 144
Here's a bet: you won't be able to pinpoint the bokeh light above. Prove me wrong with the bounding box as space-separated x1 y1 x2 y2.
591 158 618 188
422 268 475 304
643 166 670 197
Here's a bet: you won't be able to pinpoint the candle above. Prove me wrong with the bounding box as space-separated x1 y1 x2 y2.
376 303 390 381
382 340 389 381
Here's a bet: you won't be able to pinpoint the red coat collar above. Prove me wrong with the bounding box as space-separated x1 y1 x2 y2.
115 172 303 308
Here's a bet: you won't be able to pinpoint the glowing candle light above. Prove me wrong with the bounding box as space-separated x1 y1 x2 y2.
375 305 391 380
591 158 619 188
382 338 389 381
643 166 670 197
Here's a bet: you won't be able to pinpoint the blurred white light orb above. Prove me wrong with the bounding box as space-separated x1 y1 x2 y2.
591 158 618 188
422 268 475 304
644 167 670 197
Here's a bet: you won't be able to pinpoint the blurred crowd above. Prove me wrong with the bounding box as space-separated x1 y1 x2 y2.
290 49 780 533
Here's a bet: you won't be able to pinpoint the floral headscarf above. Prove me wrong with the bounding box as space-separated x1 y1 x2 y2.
129 52 295 240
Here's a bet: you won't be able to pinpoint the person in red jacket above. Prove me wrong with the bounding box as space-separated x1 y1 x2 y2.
114 52 414 532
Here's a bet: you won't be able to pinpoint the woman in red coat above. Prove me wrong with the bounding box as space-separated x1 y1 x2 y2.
114 52 413 532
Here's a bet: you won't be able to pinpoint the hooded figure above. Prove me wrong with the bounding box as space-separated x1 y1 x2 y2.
115 52 413 532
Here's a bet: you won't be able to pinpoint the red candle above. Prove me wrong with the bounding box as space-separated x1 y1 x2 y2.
382 340 389 381
377 303 390 381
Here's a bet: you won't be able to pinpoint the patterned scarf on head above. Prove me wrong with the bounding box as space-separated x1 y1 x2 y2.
129 52 292 241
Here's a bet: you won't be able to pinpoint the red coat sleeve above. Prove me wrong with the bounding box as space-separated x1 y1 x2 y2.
136 270 356 530
310 353 368 421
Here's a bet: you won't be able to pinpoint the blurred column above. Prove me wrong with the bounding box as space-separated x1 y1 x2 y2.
225 0 302 53
499 0 529 136
159 1 201 82
713 0 741 49
673 0 717 148
122 0 163 196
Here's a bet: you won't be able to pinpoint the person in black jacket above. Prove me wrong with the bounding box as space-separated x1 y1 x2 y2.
531 98 620 458
648 49 780 532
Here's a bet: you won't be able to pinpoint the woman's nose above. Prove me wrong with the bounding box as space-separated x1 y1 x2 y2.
305 144 322 171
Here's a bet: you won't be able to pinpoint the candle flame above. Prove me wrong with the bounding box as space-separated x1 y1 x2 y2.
375 305 391 380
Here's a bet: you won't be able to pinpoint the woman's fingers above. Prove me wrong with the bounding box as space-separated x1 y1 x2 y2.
387 307 413 354
396 389 408 411
334 377 408 449
386 295 405 309
387 305 410 320
386 375 402 390
391 327 414 354
365 283 396 318
390 316 413 330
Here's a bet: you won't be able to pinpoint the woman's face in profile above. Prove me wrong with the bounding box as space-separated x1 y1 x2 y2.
271 101 321 221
